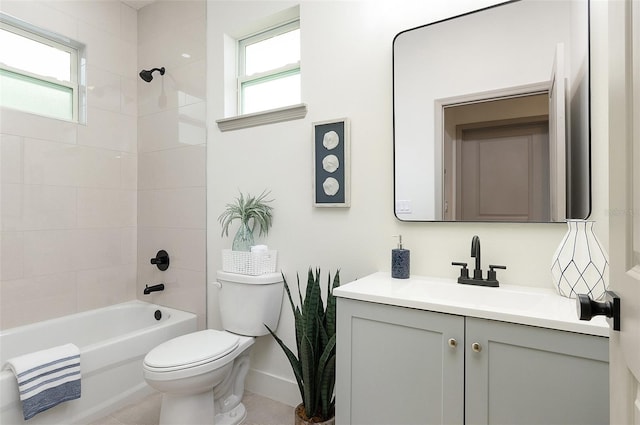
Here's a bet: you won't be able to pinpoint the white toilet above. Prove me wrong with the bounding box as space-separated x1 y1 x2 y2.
143 271 284 425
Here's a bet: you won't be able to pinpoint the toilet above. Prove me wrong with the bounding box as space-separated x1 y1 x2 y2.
143 271 284 425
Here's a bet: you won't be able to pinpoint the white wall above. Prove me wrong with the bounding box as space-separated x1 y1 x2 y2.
207 0 610 407
0 1 138 329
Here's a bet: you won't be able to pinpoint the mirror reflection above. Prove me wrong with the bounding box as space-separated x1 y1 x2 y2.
393 0 591 222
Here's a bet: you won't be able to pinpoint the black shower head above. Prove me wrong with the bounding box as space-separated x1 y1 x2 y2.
139 67 165 82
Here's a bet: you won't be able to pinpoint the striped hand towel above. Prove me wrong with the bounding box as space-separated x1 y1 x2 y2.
5 343 81 420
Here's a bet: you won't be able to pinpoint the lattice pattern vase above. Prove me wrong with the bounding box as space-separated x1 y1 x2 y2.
551 220 609 300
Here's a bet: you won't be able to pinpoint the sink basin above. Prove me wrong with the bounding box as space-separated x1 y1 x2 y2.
333 272 609 336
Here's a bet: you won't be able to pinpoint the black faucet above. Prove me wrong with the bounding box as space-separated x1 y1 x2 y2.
144 283 165 294
452 235 506 287
471 235 482 280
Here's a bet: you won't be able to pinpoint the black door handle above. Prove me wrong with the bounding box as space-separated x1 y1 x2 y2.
576 290 620 331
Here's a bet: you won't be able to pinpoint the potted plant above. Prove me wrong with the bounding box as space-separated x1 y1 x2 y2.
218 190 273 251
266 268 340 425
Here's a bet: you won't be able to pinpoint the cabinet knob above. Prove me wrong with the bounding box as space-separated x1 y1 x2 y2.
471 342 482 353
448 338 457 348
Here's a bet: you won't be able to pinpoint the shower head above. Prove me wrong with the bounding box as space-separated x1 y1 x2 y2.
139 67 165 82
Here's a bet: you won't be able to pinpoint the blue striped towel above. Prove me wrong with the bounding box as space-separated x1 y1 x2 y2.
5 343 81 420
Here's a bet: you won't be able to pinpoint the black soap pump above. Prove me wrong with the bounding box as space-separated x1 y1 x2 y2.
392 235 410 279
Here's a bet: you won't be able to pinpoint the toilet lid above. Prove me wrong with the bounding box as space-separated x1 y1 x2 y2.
144 329 239 370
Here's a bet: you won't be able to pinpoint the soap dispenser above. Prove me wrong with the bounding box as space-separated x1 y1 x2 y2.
392 235 410 279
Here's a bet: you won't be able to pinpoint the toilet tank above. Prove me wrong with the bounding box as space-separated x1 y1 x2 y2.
216 271 284 337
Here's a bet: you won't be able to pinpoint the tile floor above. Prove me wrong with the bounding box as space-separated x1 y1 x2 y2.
90 391 293 425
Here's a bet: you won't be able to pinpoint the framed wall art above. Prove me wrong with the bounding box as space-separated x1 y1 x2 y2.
312 118 350 207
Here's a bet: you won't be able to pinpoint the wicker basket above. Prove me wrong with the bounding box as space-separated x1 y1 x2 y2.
222 249 277 275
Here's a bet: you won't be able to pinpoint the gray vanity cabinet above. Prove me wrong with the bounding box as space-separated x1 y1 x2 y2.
336 298 609 425
336 298 465 425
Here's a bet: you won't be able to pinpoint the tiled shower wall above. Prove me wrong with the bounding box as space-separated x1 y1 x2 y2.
0 1 138 329
136 1 207 329
0 0 207 330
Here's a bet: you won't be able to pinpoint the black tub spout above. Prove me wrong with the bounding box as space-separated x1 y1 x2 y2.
144 283 165 295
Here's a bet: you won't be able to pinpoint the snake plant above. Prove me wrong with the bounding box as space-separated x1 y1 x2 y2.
266 268 340 422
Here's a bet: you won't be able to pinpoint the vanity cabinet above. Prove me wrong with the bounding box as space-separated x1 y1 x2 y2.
336 298 609 425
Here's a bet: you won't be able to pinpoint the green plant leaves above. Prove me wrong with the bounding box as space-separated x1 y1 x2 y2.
218 190 273 237
266 268 340 421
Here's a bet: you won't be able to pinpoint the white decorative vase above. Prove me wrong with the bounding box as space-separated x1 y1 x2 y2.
551 220 609 300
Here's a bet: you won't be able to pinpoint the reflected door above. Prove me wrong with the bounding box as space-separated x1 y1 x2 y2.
454 122 549 221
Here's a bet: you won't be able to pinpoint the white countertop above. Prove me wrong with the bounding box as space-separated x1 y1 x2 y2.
334 272 609 337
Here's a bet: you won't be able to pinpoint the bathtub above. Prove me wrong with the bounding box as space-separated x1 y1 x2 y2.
0 301 197 425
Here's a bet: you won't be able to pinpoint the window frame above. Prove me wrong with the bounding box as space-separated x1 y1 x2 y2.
0 14 84 122
237 19 300 115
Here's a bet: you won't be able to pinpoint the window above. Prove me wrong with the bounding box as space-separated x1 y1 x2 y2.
0 14 84 122
238 20 300 115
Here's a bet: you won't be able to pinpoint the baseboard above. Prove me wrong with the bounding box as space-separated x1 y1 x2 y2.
245 368 300 408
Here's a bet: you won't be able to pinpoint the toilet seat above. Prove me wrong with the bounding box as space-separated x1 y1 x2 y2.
144 329 239 373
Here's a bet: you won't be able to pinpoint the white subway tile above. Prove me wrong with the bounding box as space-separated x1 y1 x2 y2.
78 22 124 76
0 231 24 281
138 109 178 152
178 102 207 145
138 227 205 272
138 187 205 229
138 61 206 116
77 188 136 228
138 24 205 79
120 76 138 117
0 272 78 329
78 107 136 153
136 267 205 321
138 145 205 190
120 2 138 44
121 227 137 266
21 185 77 230
119 151 138 190
23 139 78 186
138 1 205 46
1 184 23 231
24 140 124 189
86 66 122 113
1 134 23 184
48 0 121 38
72 228 124 271
77 265 130 311
22 229 76 277
0 1 79 39
0 108 77 145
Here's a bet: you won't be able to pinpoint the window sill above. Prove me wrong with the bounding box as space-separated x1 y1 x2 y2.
216 103 307 132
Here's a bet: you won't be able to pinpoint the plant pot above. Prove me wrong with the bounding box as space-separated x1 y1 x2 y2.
294 404 335 425
232 221 254 251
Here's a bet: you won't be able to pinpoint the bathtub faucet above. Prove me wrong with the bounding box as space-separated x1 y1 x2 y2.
144 283 165 295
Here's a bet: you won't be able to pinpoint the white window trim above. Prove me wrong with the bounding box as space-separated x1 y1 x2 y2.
0 13 85 123
216 103 307 132
237 19 300 116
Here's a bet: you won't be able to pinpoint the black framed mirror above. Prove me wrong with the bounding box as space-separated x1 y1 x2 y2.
393 0 591 222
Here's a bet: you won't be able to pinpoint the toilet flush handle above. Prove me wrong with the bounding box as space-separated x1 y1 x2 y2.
212 281 222 289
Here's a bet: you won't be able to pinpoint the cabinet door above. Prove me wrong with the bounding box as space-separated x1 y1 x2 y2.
336 298 464 425
465 317 609 425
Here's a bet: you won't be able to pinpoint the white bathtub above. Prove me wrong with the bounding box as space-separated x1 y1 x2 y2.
0 300 197 425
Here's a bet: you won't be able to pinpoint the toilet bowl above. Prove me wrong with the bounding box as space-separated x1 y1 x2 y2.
143 271 283 425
